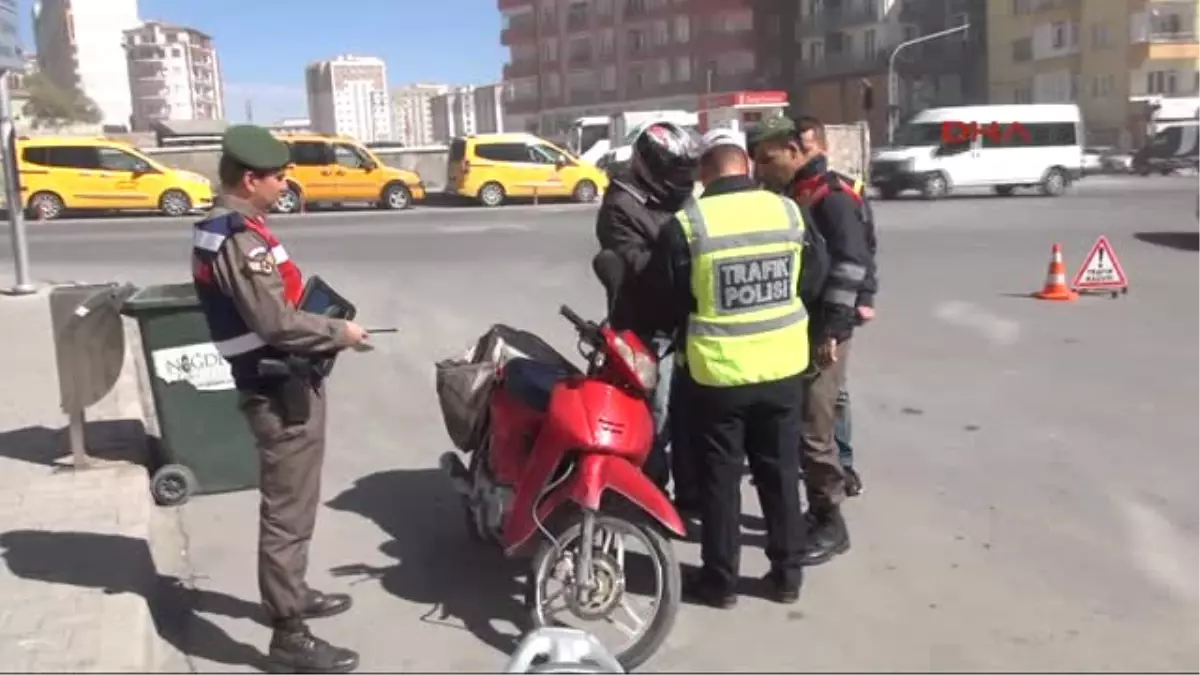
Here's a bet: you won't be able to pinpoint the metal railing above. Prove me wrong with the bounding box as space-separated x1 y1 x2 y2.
796 3 883 38
797 50 889 80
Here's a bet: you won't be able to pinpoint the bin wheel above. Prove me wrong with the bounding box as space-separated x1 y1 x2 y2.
151 464 196 506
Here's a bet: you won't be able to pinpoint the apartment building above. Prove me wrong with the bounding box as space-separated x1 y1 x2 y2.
33 0 140 129
988 0 1199 147
784 0 984 140
393 83 448 146
429 83 508 143
124 21 224 131
499 0 767 135
305 54 394 143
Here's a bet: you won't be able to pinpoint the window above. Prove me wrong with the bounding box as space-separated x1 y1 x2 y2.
1012 37 1032 62
22 146 97 168
334 143 371 168
541 38 559 61
474 142 532 163
863 28 876 58
289 141 330 166
599 29 615 56
1013 86 1033 104
627 28 647 53
652 20 670 46
597 0 612 15
807 39 825 65
1012 0 1031 14
601 65 617 90
99 148 152 172
674 15 690 42
1091 22 1110 48
1147 70 1178 95
656 58 671 84
531 144 571 164
674 56 692 82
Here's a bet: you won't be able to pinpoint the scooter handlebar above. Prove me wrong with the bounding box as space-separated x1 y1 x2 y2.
559 305 599 343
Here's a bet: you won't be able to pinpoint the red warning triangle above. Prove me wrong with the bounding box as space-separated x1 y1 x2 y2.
1071 235 1128 290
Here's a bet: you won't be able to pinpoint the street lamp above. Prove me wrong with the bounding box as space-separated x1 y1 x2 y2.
887 22 971 145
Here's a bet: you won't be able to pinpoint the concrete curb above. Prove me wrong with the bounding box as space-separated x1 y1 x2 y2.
0 291 161 672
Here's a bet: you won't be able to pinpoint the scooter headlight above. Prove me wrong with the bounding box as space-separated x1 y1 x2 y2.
612 334 658 391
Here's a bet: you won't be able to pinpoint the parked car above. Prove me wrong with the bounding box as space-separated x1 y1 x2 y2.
1133 123 1200 176
272 133 427 213
445 133 608 207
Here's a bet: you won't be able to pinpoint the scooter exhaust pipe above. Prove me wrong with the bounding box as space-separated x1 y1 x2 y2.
439 452 472 495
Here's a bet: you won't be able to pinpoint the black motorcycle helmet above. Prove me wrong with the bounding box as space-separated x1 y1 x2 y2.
630 121 699 208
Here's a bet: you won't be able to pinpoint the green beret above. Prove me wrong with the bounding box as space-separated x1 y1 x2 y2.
221 124 290 171
746 116 797 148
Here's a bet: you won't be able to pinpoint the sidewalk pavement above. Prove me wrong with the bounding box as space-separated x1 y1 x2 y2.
0 287 162 672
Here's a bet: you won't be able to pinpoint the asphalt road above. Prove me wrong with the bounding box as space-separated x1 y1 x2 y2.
2 175 1198 672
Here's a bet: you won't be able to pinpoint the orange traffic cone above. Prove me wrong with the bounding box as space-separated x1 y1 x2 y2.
1033 243 1079 301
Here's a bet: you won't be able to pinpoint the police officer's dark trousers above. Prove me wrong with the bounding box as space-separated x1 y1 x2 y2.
240 380 327 624
690 372 807 592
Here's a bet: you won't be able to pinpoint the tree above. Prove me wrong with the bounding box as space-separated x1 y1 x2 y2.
21 72 103 128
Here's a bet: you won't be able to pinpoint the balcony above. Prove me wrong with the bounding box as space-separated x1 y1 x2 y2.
566 11 589 32
1132 27 1198 43
796 2 883 37
506 97 540 114
797 49 889 81
504 59 540 78
568 89 599 105
497 0 532 10
1031 0 1081 12
568 50 594 67
500 19 538 45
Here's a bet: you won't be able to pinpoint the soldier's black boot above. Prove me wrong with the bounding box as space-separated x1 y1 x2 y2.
266 619 359 674
301 589 352 619
800 506 850 567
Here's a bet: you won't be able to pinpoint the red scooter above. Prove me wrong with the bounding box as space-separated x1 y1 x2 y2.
440 252 684 671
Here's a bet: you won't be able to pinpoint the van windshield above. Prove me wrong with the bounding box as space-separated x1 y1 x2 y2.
892 122 944 147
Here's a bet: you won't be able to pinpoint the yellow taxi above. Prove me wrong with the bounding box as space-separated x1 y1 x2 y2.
15 136 214 220
446 133 607 207
272 133 426 213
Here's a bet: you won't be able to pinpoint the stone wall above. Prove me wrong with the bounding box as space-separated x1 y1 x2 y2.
140 146 452 191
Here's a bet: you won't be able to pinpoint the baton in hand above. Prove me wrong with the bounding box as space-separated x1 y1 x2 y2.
365 328 399 334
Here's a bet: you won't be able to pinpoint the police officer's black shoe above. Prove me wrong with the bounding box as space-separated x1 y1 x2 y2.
844 467 864 497
800 507 850 567
681 568 737 609
301 589 352 619
266 620 359 673
762 568 803 604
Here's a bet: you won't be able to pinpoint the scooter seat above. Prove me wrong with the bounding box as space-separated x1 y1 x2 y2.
503 358 568 412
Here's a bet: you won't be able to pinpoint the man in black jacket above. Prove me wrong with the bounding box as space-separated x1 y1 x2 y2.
594 121 701 512
749 115 878 567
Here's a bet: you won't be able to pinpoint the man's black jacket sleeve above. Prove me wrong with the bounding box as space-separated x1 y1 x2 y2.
595 197 653 276
812 188 871 341
643 216 692 336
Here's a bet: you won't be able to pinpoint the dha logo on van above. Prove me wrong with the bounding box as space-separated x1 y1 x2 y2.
941 121 1032 145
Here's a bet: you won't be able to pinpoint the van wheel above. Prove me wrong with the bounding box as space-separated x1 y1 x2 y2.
381 182 412 210
478 182 505 207
993 185 1016 196
1040 168 1067 196
27 191 65 220
572 179 598 203
877 186 900 200
921 173 949 199
274 184 303 213
159 189 193 217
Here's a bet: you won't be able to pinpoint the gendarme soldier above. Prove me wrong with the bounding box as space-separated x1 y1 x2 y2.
191 124 368 673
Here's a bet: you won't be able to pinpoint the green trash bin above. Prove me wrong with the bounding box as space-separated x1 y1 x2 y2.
121 282 259 506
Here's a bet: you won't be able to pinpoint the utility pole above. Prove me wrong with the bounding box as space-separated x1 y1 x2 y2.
887 22 970 145
0 70 33 295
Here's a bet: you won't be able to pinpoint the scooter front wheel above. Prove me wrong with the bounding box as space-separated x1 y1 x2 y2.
528 511 681 672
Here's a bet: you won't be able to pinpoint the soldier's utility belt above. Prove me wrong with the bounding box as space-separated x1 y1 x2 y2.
256 356 319 426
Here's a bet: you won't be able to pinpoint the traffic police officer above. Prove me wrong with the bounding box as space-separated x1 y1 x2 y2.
645 129 820 608
192 124 368 673
749 115 877 566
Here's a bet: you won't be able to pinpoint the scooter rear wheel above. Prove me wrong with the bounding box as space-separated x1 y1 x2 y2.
528 512 681 672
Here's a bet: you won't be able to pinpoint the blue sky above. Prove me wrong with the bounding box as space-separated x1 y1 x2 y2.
16 0 506 123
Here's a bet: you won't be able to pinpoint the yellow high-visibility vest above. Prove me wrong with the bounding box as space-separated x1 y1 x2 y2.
674 189 810 387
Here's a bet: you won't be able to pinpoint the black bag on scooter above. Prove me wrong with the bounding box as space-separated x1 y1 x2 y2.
435 324 579 453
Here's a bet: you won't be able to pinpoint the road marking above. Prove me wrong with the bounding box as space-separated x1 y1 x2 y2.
1117 497 1199 604
932 301 1021 346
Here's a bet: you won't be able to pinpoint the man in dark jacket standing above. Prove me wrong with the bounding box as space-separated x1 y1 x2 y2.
594 121 701 512
748 115 877 567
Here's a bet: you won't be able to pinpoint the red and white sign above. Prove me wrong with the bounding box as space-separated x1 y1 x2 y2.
1071 236 1129 291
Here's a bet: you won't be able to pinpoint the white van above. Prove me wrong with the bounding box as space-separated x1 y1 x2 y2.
870 104 1084 199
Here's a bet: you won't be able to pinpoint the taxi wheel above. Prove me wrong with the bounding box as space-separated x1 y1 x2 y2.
572 179 598 203
478 182 505 208
159 189 192 217
381 183 412 210
27 191 65 221
275 185 303 214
